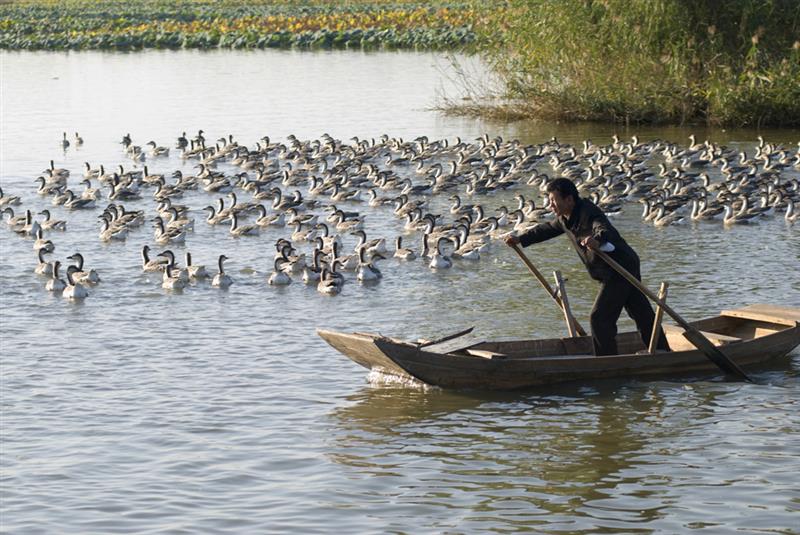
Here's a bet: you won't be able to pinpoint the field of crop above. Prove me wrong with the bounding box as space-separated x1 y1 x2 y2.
0 1 485 50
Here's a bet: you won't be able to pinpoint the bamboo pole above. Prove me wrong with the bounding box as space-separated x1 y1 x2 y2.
553 270 578 337
648 282 668 354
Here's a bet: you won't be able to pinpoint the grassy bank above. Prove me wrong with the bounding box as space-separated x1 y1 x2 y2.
461 0 800 127
0 0 482 51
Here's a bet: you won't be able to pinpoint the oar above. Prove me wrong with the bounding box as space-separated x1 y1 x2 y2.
509 242 587 336
591 248 753 382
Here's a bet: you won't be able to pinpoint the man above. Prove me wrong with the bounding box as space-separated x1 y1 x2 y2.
505 177 670 356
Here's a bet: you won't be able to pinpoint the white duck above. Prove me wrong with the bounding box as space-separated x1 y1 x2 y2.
63 266 90 299
211 255 234 288
428 237 453 270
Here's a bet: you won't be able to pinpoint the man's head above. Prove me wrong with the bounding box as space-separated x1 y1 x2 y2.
546 178 580 218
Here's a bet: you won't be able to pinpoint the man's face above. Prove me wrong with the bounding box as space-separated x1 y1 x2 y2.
548 191 575 218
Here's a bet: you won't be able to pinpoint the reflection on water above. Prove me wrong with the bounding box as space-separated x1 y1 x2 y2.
328 378 800 533
1 49 799 533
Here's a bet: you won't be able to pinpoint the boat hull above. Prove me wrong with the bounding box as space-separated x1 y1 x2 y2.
318 305 800 390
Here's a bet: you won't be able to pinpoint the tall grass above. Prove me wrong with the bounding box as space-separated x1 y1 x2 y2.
466 0 800 126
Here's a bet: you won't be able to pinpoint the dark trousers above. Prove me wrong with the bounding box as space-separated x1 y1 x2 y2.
589 269 670 356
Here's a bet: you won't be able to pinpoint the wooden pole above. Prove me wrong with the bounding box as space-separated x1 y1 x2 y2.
509 243 587 336
648 282 668 354
553 270 578 337
592 248 752 382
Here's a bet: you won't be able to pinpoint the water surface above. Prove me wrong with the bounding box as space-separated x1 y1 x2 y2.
1 49 799 534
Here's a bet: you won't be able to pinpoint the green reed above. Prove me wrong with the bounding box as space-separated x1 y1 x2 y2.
467 0 800 127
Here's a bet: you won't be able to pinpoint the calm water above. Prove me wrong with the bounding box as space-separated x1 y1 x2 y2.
1 49 799 534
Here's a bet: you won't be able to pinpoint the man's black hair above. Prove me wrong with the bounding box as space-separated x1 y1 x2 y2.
546 178 580 203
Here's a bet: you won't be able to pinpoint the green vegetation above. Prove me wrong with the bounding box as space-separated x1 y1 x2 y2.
0 1 480 51
466 0 800 127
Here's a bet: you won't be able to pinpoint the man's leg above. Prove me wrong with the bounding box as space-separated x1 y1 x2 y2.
590 276 629 356
624 288 671 351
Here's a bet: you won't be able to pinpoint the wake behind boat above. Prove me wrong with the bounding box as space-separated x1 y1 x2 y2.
318 304 800 390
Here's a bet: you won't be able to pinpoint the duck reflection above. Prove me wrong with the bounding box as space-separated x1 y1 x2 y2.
327 380 725 530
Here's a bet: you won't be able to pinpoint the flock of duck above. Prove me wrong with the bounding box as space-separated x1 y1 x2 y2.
2 130 798 299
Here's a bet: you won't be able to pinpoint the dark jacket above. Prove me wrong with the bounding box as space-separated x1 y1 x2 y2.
518 198 639 282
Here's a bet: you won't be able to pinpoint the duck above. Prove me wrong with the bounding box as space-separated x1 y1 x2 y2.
163 206 194 233
722 202 759 226
255 204 285 227
393 236 416 261
46 160 70 181
285 207 318 227
330 241 358 271
302 248 324 284
153 216 186 244
63 266 90 299
356 247 384 282
35 248 53 275
147 140 170 157
267 258 292 285
0 186 21 208
229 212 259 237
366 188 393 207
79 179 101 201
141 245 167 272
2 207 27 230
34 176 65 196
451 231 481 260
290 221 317 242
110 204 145 228
157 250 189 282
211 254 234 288
314 223 342 254
652 204 685 227
276 244 307 273
66 252 101 284
45 260 66 292
352 229 386 255
51 187 71 206
203 205 230 225
428 237 453 270
99 217 128 241
333 209 364 232
185 252 209 280
689 197 725 221
161 263 187 290
80 162 101 180
317 264 344 295
63 190 96 210
38 209 67 231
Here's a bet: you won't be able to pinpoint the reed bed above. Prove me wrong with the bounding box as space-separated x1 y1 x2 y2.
460 0 800 127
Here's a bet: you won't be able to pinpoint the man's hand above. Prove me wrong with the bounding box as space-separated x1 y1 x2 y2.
505 234 520 247
581 236 600 250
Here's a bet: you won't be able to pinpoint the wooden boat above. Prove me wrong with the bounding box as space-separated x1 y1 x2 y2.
318 304 800 390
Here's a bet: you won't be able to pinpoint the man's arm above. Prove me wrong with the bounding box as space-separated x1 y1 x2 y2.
582 209 618 250
506 219 563 247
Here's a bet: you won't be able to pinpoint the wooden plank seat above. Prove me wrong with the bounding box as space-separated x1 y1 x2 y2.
662 323 741 351
423 338 486 355
465 349 508 360
721 304 800 326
